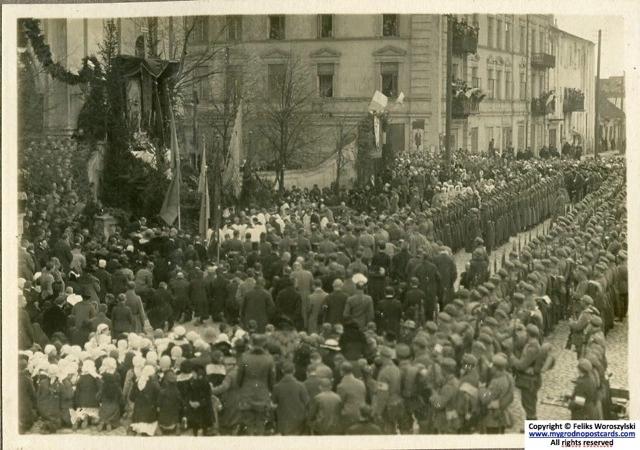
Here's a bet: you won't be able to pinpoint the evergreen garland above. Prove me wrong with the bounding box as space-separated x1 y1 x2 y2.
22 18 103 86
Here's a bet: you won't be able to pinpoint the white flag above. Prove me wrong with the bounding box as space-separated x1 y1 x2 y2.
368 90 388 113
396 91 405 105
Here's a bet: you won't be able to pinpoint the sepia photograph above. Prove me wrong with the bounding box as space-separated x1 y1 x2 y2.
2 1 636 448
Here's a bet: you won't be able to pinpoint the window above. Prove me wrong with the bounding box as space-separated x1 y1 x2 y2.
381 62 399 97
226 16 242 41
317 63 334 98
225 65 243 104
496 71 502 99
496 19 503 49
519 72 527 100
318 15 333 38
452 63 459 80
472 67 480 88
506 71 512 100
269 15 285 40
505 22 512 51
472 14 479 29
487 17 494 47
531 29 536 53
185 16 208 44
486 127 494 150
487 69 495 99
471 127 479 153
268 64 285 99
520 26 526 53
539 74 544 97
539 32 544 54
194 66 211 101
518 124 525 150
382 14 399 37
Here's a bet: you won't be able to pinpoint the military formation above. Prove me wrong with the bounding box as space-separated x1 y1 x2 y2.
17 141 626 435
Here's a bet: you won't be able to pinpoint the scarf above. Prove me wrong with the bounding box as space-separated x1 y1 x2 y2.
137 365 155 391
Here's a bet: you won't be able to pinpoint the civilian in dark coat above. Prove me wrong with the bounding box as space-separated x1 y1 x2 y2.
90 303 112 332
110 294 135 337
19 361 37 432
157 371 183 434
434 248 457 308
391 246 411 281
42 297 67 338
170 273 191 323
375 287 403 336
236 334 276 435
272 362 310 435
413 255 442 316
208 268 230 322
241 278 275 333
190 270 209 325
52 234 73 273
147 283 174 331
324 280 349 325
274 278 303 329
70 320 92 347
183 366 213 435
130 370 161 434
403 278 428 324
93 261 112 301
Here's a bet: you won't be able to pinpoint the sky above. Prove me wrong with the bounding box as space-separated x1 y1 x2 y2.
555 15 626 79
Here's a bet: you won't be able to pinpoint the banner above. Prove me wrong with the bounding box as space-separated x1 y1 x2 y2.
198 144 210 242
159 166 181 225
373 115 381 156
222 101 243 198
160 105 181 226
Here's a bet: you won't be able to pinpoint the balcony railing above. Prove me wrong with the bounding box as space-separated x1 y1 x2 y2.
531 97 554 116
531 52 556 69
452 19 479 55
453 96 480 119
563 88 585 113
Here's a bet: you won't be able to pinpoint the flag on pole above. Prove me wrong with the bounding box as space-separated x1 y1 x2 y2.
160 166 181 225
374 115 381 149
160 106 181 226
198 143 210 243
368 90 388 113
222 101 243 198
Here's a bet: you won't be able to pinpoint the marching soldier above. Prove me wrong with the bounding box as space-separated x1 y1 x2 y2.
429 357 460 434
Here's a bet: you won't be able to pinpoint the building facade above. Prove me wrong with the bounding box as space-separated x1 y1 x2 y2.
547 27 595 153
26 14 595 160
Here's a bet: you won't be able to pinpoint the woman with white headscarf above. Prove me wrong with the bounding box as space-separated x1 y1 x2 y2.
36 364 63 433
58 358 77 428
97 357 124 431
72 360 102 429
129 365 160 436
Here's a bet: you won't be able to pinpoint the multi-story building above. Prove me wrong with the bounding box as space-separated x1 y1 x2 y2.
24 13 596 162
547 26 595 153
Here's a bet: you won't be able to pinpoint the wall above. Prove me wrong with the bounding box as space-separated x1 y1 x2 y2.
256 140 357 190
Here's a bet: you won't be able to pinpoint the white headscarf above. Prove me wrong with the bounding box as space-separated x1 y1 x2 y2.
133 355 146 378
81 360 101 379
99 357 117 375
137 365 155 391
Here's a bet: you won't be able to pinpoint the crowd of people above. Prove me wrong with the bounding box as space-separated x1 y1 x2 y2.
16 136 626 436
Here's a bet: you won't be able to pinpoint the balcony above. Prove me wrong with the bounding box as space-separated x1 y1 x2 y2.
531 92 555 116
563 88 585 113
452 19 479 55
531 52 556 69
453 96 480 119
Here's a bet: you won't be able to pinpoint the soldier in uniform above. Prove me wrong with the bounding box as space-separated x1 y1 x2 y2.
510 324 542 421
457 354 480 433
480 353 514 434
429 357 460 434
568 359 599 420
372 346 403 434
396 343 423 435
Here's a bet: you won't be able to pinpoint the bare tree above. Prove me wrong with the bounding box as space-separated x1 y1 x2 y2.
255 51 319 193
331 118 358 191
